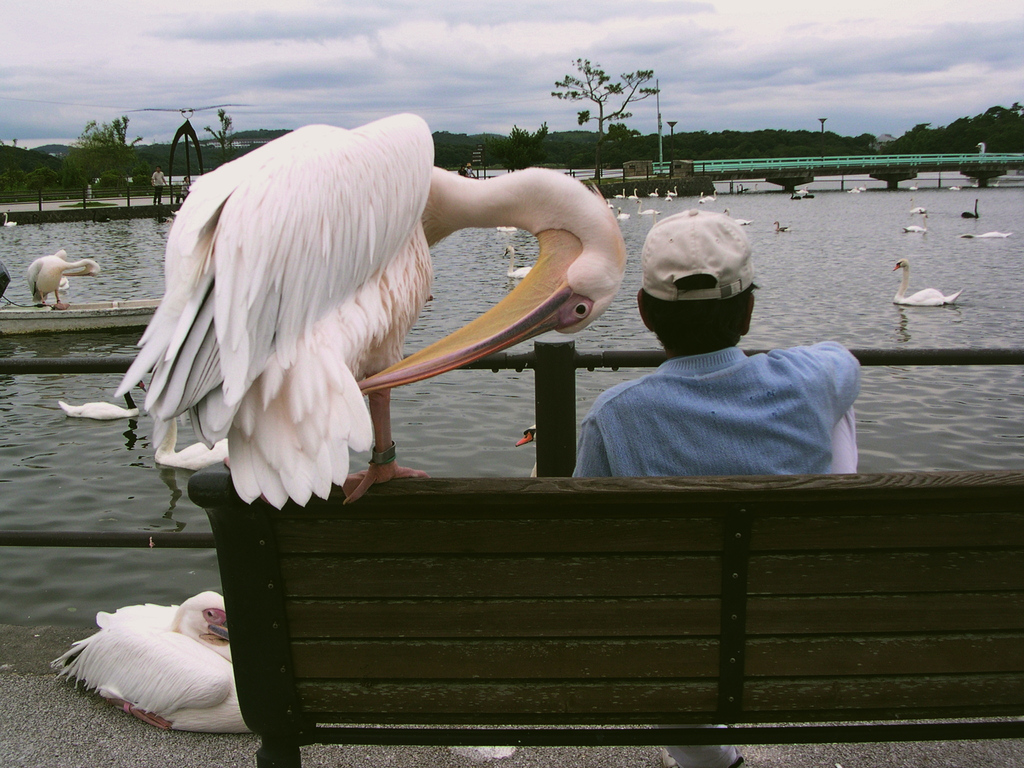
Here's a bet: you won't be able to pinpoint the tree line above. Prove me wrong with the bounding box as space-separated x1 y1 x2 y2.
2 102 1021 194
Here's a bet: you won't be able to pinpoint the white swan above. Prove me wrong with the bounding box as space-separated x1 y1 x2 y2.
909 198 926 214
773 221 789 232
628 188 640 201
26 249 101 309
516 424 538 477
504 245 532 280
959 231 1011 239
53 591 246 733
723 209 753 225
647 188 659 198
155 418 229 470
902 214 927 234
637 199 657 216
948 186 961 191
892 259 962 306
59 388 142 419
2 212 15 227
615 207 630 220
698 191 716 204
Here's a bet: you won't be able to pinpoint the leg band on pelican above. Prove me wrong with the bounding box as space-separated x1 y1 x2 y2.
370 441 397 465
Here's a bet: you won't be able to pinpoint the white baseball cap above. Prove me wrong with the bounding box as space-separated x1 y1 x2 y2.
641 208 754 301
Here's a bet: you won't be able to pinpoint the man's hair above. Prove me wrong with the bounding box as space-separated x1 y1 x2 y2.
641 278 756 356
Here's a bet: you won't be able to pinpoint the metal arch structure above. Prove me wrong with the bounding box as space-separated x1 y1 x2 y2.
168 112 204 190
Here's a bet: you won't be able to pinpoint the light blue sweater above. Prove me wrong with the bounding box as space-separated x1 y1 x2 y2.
574 342 861 478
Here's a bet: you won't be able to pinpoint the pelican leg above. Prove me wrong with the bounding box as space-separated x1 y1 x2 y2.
54 288 69 311
342 389 429 504
105 696 173 729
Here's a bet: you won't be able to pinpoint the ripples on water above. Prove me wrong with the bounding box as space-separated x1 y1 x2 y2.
1 183 1021 624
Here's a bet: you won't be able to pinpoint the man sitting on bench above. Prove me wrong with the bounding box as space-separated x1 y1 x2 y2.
574 208 862 768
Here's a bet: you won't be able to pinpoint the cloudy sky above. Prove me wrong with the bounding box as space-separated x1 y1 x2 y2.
2 0 1022 149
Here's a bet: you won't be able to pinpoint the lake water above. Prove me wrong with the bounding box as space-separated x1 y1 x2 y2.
1 177 1022 626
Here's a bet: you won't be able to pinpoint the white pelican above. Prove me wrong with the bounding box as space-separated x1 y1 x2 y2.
117 114 625 509
59 387 142 419
2 212 15 227
961 200 979 219
52 591 246 733
892 259 963 306
27 249 100 309
773 221 789 232
902 214 927 234
155 418 229 470
504 245 532 280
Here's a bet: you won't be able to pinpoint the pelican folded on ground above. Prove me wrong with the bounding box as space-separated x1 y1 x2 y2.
27 249 101 309
52 591 246 733
118 114 626 509
892 258 963 306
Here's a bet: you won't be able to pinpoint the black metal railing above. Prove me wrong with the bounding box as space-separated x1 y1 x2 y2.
2 341 1022 548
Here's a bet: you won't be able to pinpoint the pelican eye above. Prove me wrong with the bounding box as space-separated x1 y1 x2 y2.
573 303 589 317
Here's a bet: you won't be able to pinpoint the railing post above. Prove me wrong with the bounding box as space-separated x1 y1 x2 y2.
534 338 577 477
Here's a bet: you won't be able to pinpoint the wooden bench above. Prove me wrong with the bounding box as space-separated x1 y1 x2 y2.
188 466 1024 767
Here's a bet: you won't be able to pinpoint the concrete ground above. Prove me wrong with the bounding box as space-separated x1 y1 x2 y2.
2 624 1021 768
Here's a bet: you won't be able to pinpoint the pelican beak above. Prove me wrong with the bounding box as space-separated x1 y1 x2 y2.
360 230 598 394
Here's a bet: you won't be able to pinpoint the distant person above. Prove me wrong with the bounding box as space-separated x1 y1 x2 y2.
574 208 861 768
458 162 476 178
176 176 191 204
151 166 167 205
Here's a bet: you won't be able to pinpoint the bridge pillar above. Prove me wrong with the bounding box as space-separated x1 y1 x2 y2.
870 172 917 190
764 175 814 193
963 169 1002 188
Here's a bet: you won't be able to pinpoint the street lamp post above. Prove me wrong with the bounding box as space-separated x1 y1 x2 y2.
667 121 677 176
818 117 827 163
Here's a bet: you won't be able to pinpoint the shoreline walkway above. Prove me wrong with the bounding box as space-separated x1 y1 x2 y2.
2 623 1021 768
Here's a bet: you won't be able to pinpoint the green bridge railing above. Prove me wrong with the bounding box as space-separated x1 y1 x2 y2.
688 153 1024 175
